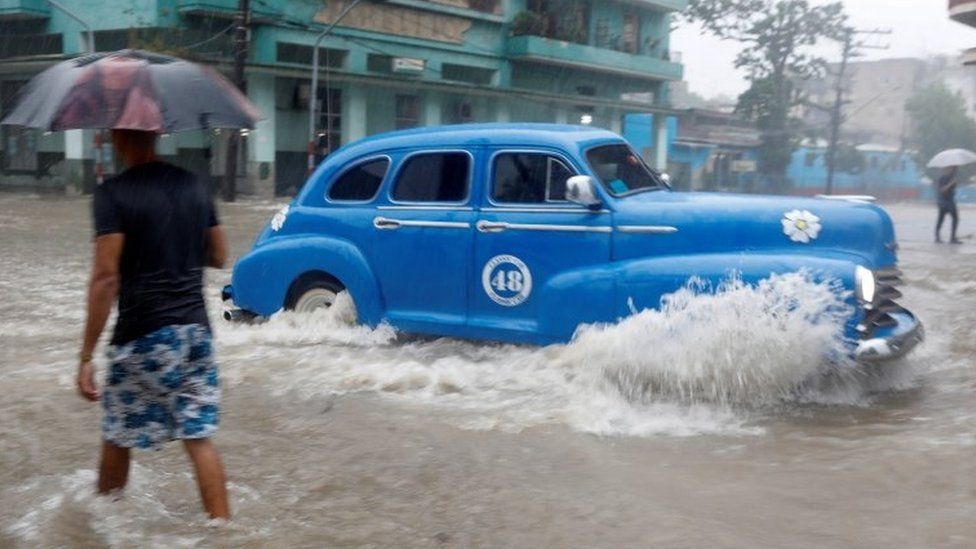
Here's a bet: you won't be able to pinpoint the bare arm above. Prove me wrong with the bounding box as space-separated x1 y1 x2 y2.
208 225 228 269
77 234 124 402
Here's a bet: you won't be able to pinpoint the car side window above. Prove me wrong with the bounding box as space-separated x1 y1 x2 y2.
392 152 470 203
492 153 574 203
328 158 390 201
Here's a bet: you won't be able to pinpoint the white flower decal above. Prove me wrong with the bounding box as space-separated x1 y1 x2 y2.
781 209 822 243
270 205 290 232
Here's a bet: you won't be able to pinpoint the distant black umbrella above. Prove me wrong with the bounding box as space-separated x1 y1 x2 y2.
0 49 261 133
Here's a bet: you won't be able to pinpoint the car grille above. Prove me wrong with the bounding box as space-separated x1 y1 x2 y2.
857 267 906 339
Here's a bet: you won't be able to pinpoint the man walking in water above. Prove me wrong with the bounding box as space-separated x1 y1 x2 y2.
76 129 231 519
936 166 962 244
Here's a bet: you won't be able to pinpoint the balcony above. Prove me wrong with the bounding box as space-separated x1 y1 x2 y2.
950 0 976 27
0 0 50 20
176 0 282 22
507 35 683 81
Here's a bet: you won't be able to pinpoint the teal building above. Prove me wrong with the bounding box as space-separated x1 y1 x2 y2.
0 0 685 195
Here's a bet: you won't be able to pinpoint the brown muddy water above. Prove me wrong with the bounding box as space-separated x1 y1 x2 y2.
0 194 974 548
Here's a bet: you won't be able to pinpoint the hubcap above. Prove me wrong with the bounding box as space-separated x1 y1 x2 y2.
294 288 337 313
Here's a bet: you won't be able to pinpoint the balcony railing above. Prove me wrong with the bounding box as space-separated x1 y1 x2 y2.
950 0 976 27
176 0 282 22
615 0 689 12
0 0 50 20
507 35 683 81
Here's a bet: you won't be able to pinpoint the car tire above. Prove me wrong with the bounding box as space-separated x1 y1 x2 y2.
287 279 343 313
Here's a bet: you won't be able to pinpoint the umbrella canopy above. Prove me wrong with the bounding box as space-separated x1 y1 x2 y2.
927 149 976 169
0 50 261 133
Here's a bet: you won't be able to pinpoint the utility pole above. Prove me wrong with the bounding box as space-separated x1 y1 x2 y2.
823 28 890 195
223 0 251 202
307 0 375 176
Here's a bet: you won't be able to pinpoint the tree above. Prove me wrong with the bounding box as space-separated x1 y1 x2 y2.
686 0 847 186
906 83 976 169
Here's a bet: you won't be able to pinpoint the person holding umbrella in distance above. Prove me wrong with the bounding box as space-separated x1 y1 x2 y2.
1 50 262 519
928 148 976 244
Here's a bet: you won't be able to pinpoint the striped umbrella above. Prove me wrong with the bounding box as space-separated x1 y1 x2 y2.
0 49 261 133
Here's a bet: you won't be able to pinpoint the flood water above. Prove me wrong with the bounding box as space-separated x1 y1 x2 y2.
1 194 974 548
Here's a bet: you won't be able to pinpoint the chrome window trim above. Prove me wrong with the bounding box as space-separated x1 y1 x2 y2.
616 225 679 234
377 205 475 211
480 207 610 215
388 149 475 206
323 154 392 205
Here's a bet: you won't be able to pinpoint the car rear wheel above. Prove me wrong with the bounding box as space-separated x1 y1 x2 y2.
287 279 343 313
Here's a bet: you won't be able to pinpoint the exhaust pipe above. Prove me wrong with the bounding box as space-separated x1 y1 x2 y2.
223 308 260 323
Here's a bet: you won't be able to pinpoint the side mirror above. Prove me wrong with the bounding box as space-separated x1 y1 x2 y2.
566 175 602 208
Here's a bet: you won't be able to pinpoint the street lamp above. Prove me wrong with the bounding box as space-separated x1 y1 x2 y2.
307 0 376 175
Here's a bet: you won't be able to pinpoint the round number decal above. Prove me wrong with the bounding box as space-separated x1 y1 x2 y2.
482 255 533 307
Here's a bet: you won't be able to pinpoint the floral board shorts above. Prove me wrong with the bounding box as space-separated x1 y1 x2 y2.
102 324 220 450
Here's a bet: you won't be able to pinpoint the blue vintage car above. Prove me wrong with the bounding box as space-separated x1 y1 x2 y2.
224 124 922 362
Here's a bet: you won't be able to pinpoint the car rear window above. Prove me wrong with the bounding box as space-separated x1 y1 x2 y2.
492 153 574 203
392 152 470 203
328 158 390 201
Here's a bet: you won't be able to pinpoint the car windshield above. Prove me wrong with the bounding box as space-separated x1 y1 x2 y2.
585 144 665 196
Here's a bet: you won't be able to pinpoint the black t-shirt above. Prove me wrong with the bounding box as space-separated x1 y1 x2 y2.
938 174 957 204
93 161 218 345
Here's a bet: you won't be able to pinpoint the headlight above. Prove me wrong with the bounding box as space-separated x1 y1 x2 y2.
855 266 876 304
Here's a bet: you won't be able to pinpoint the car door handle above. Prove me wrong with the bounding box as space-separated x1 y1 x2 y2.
476 221 509 233
373 217 403 230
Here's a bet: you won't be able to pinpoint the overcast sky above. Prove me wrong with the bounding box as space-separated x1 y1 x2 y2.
673 0 976 99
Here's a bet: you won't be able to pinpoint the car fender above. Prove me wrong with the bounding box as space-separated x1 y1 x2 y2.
231 234 385 323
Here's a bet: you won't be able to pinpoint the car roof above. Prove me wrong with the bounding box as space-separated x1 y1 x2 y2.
327 123 624 163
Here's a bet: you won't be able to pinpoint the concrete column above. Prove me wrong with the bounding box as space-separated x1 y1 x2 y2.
63 130 92 194
494 100 511 123
609 110 623 135
343 83 368 145
652 114 669 171
423 92 442 127
246 73 277 198
554 106 569 125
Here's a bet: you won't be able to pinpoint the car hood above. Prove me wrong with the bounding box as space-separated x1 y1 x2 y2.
612 192 899 268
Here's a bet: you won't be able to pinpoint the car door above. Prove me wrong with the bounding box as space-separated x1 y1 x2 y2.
367 149 477 331
470 149 613 342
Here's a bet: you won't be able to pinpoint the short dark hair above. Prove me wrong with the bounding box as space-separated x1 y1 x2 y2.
112 129 158 150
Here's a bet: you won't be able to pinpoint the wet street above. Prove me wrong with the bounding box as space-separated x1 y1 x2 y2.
1 194 974 548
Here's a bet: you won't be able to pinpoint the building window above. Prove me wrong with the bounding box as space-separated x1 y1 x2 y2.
276 43 346 68
328 158 390 201
441 64 495 86
622 13 640 54
315 87 342 156
392 153 470 202
451 101 475 124
367 54 394 73
1 80 37 171
395 95 421 129
493 153 574 203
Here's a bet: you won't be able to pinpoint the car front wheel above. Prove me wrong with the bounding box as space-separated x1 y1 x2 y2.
287 280 343 313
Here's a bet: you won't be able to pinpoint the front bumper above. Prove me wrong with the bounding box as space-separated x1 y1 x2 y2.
854 311 924 363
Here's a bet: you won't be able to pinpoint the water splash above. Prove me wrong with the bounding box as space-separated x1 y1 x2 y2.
212 274 913 438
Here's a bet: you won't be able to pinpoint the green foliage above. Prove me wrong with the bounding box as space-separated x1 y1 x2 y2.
687 0 847 183
906 83 976 168
511 10 547 37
